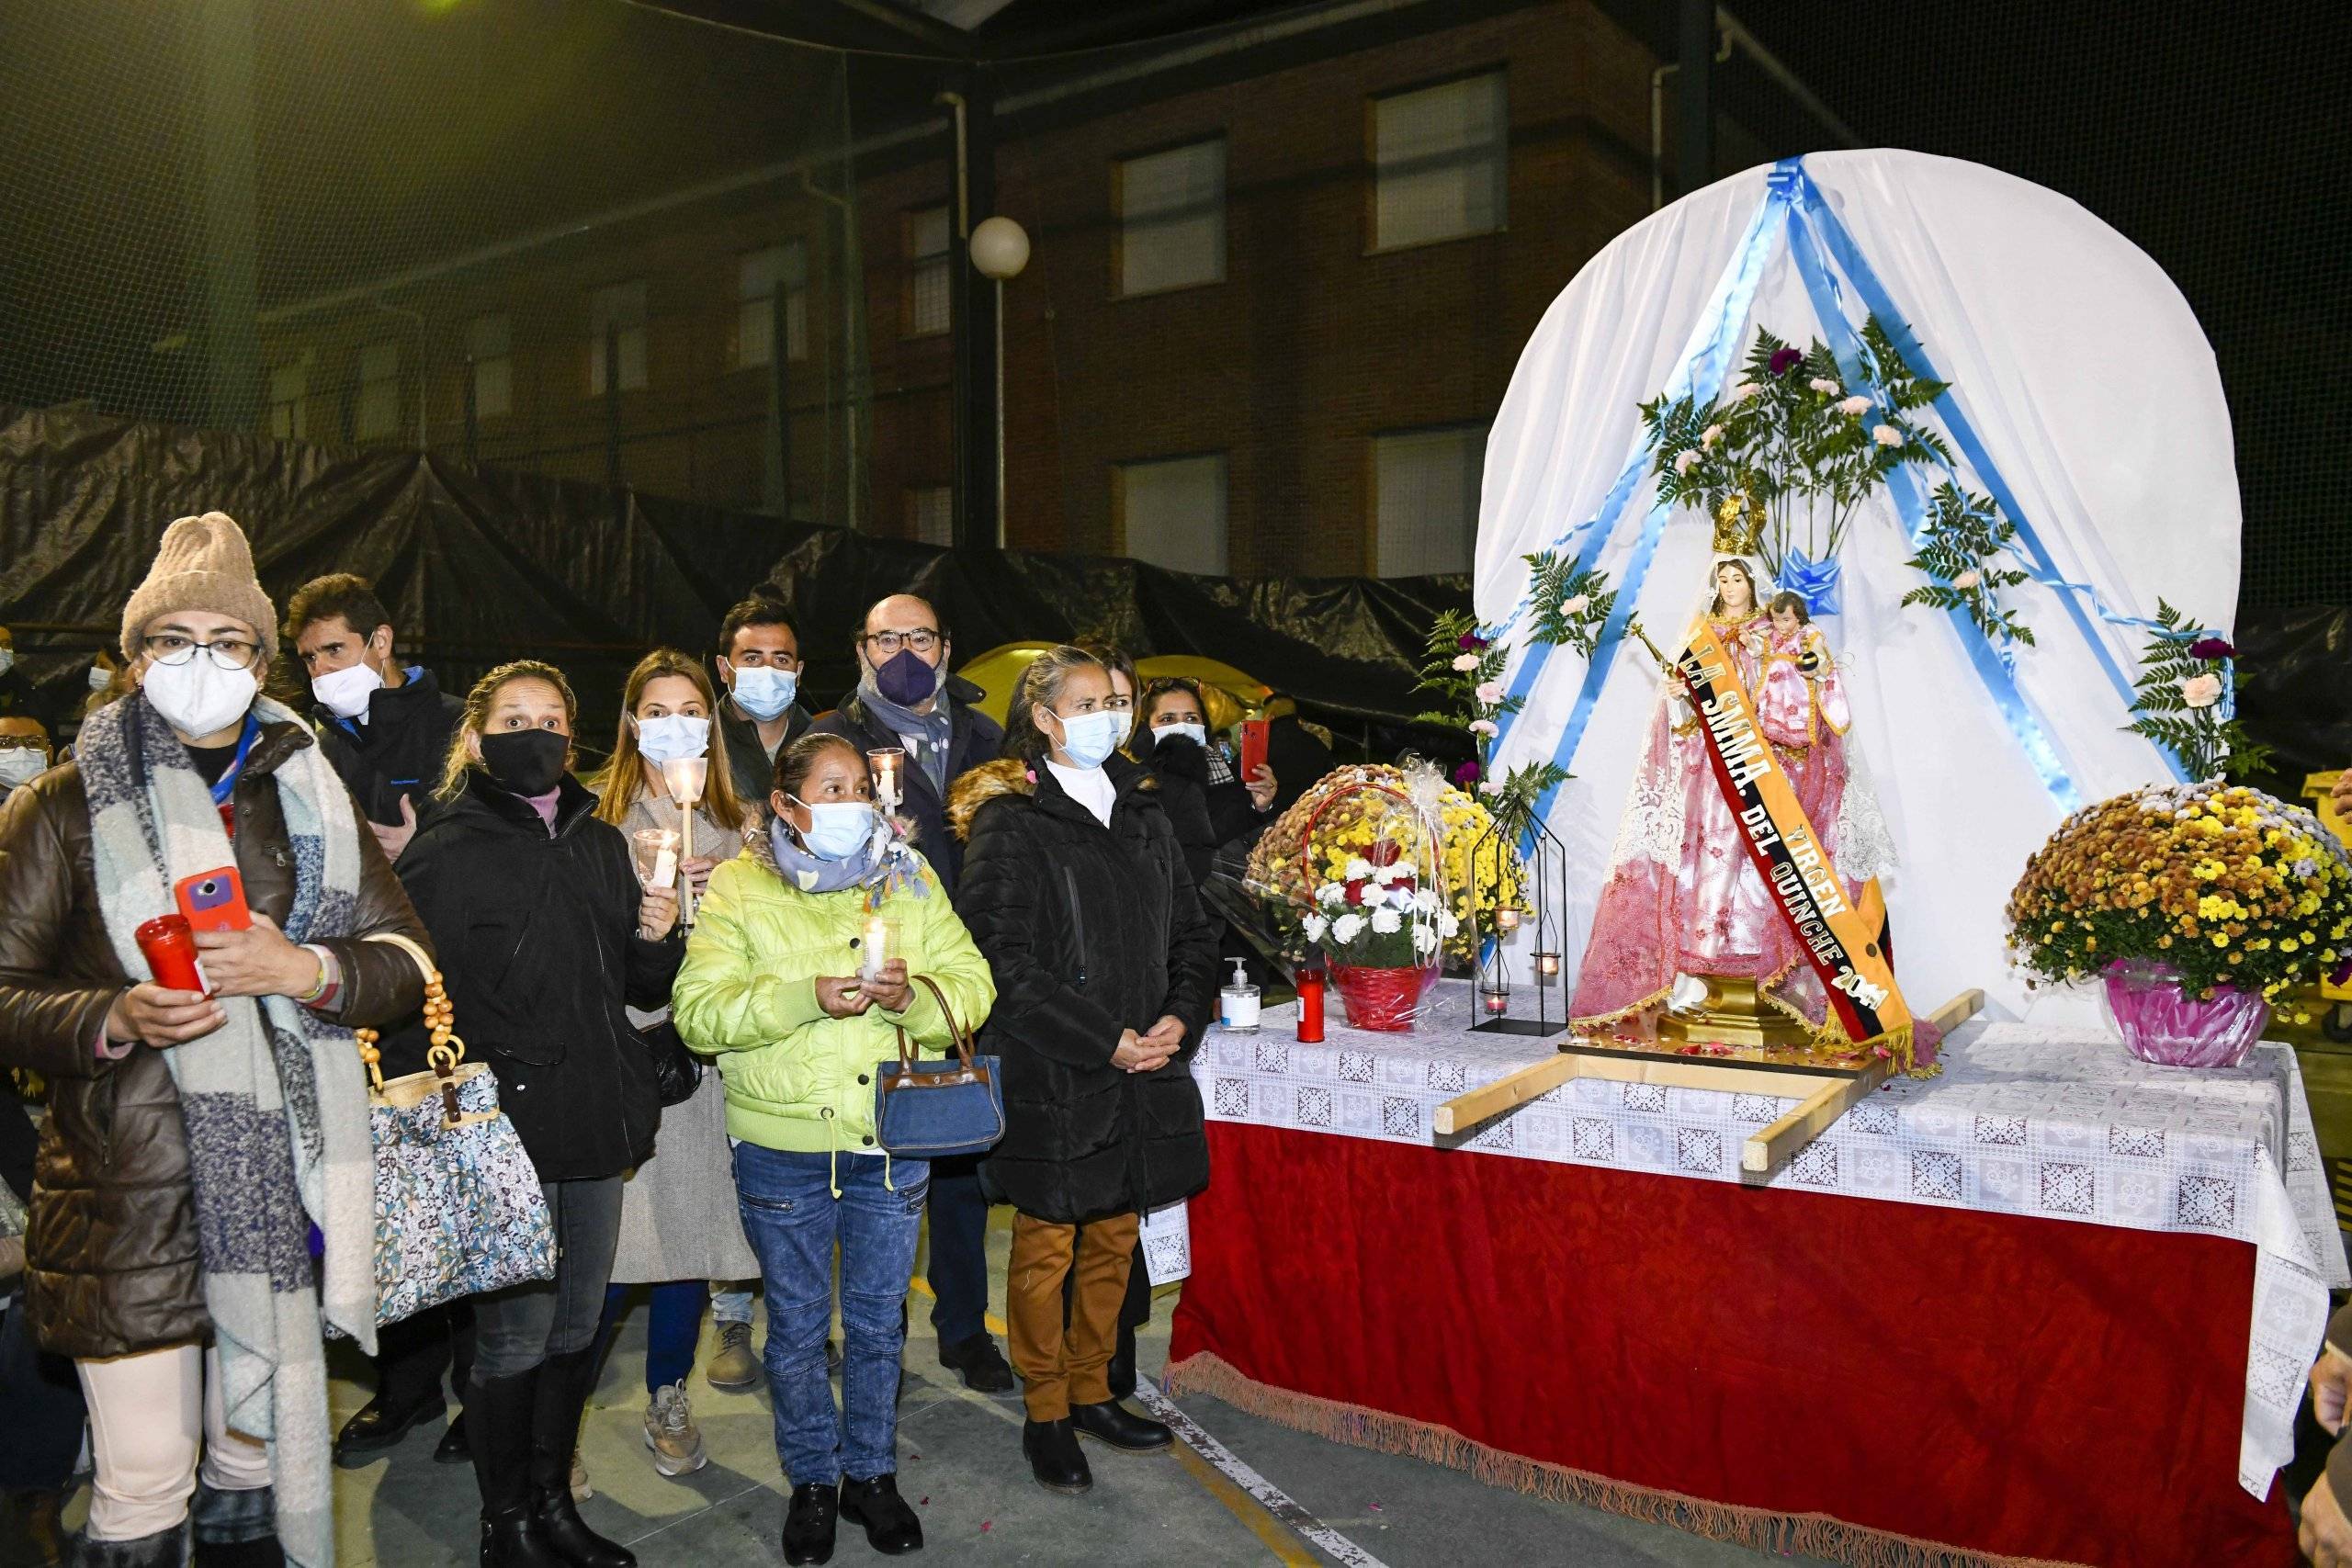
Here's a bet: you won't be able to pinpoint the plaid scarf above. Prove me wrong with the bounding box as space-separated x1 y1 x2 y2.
79 693 375 1568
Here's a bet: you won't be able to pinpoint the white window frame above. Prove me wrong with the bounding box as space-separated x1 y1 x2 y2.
467 313 512 420
1371 71 1509 253
1114 453 1228 575
587 279 649 394
1114 137 1227 298
906 207 950 339
1373 423 1487 578
356 339 401 442
736 243 809 368
266 361 307 441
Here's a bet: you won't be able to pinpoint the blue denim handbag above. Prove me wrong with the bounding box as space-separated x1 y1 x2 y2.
873 973 1004 1159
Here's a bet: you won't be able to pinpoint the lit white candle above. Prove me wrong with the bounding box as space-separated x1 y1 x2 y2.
860 915 891 983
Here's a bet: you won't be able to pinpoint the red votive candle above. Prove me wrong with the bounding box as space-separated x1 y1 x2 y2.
1296 966 1326 1043
135 914 209 996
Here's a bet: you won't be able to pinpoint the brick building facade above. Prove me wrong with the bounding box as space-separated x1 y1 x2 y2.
255 0 1681 579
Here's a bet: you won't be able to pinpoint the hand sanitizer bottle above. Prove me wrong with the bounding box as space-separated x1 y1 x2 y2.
1219 958 1261 1033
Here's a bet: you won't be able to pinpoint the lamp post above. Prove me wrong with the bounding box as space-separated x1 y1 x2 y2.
968 215 1029 548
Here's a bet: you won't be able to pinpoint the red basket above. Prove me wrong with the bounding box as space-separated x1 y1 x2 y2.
1328 962 1440 1032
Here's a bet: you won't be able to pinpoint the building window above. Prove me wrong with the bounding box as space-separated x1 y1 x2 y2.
1115 138 1225 297
906 207 950 338
588 279 649 393
1114 454 1227 575
467 313 512 419
906 485 953 545
267 361 306 441
1372 71 1507 252
1374 423 1487 577
737 243 808 368
356 339 401 442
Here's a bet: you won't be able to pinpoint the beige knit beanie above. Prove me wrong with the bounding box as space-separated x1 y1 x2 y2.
119 513 278 663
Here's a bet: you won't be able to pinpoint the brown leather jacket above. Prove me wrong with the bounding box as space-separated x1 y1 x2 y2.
0 721 430 1358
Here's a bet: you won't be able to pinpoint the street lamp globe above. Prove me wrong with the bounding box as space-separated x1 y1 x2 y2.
970 215 1030 281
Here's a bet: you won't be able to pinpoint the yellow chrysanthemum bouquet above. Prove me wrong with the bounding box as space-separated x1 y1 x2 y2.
2007 781 2352 1012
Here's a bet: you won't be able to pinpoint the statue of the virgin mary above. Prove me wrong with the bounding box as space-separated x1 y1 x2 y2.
1571 544 1895 1045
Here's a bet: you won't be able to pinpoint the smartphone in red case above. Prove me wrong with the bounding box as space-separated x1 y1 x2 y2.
175 867 253 934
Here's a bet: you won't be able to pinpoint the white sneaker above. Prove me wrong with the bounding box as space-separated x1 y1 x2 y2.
643 1381 708 1476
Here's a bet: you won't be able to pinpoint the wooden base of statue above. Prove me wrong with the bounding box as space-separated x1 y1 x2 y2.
1434 989 1985 1177
1653 973 1815 1051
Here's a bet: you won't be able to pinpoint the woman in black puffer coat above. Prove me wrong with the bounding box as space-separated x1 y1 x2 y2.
949 645 1217 1499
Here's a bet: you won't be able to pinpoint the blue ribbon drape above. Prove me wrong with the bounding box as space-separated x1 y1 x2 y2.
1773 549 1842 617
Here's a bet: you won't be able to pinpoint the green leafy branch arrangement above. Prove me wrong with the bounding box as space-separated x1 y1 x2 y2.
1900 481 2035 649
1523 549 1617 657
1414 609 1566 838
2124 601 2271 783
1644 318 1950 572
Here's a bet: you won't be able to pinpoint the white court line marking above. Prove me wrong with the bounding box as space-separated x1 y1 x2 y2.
1136 1382 1394 1568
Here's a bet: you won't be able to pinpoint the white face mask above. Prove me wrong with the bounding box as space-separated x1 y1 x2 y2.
0 750 45 788
88 662 115 693
634 713 711 768
311 659 383 720
141 656 258 739
729 664 798 722
1155 722 1208 751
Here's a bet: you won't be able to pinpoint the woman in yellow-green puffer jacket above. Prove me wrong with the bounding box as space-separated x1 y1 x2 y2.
672 731 993 1562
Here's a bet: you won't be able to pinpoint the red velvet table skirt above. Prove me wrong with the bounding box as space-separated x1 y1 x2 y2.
1166 1121 2296 1568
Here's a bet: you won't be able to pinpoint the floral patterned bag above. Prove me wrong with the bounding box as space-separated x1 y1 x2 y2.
354 934 555 1326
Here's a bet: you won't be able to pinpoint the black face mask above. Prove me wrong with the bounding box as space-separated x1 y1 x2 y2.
479 729 569 797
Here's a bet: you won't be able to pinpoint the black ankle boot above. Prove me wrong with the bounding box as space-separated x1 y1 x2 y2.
64 1525 186 1568
1106 1323 1138 1400
1069 1399 1173 1453
781 1483 838 1566
529 1349 633 1568
837 1474 921 1555
187 1481 281 1568
1021 1418 1091 1495
469 1369 563 1568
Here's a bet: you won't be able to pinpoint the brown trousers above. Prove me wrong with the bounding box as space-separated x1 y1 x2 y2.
1006 1210 1140 1421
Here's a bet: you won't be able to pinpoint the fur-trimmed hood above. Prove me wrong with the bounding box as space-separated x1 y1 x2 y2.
946 757 1034 842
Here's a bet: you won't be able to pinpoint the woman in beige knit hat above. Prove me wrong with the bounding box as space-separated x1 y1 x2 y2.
0 513 432 1568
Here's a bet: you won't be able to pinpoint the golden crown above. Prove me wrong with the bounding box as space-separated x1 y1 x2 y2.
1711 491 1762 557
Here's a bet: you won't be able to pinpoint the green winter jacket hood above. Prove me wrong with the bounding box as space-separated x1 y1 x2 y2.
672 827 996 1178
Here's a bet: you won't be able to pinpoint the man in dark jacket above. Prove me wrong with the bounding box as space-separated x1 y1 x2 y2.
285 574 462 864
2304 1325 2352 1562
284 572 475 1466
0 513 430 1567
714 595 813 814
808 592 1011 1393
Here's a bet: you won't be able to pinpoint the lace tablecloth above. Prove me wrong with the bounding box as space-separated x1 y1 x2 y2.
1194 981 2346 1497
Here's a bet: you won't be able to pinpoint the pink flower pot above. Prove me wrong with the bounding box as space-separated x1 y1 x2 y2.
2102 959 2269 1069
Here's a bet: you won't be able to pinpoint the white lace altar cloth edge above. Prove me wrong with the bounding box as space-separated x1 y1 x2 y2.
1195 983 2346 1500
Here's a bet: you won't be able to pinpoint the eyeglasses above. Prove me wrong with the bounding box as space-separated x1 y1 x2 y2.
863 628 940 657
143 634 262 671
0 737 46 753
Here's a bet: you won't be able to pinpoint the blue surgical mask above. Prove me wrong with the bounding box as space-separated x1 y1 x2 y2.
789 796 876 861
730 664 797 722
634 714 710 767
1155 722 1207 751
1052 708 1125 771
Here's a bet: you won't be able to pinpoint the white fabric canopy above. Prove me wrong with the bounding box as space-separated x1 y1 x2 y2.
1479 150 2241 1019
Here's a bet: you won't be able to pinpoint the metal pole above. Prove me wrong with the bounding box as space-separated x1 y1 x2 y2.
605 321 622 491
993 276 1006 548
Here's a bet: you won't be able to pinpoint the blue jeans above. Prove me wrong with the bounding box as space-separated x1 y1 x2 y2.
733 1145 928 1486
600 1280 710 1395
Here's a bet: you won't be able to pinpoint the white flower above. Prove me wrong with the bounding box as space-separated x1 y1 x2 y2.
1479 779 1503 795
1330 913 1365 945
1414 887 1440 912
1452 652 1481 671
1730 381 1761 400
1673 450 1701 475
1561 593 1589 616
1952 569 1983 591
1475 680 1504 705
1373 862 1408 886
1345 857 1374 882
1370 907 1403 935
1415 924 1440 954
2180 672 2224 709
1871 423 1904 447
1700 423 1724 449
1387 886 1418 910
1315 882 1346 907
1437 911 1462 937
1809 378 1841 395
1468 718 1498 738
1837 395 1871 417
1301 913 1329 943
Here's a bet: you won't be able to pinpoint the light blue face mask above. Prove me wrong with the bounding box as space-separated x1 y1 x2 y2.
789 796 876 861
1053 708 1125 771
1154 722 1207 751
730 664 798 722
634 714 709 767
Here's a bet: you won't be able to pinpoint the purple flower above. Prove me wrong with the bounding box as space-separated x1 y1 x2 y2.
2335 954 2352 988
1452 760 1481 788
2188 637 2235 660
1768 346 1804 377
1456 632 1488 651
